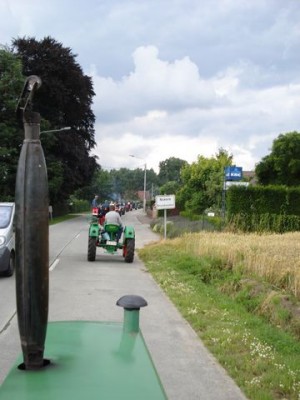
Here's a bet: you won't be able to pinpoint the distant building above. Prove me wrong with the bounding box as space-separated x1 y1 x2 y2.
243 171 257 184
137 190 150 201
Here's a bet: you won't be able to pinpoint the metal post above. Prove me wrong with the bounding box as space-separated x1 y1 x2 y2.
40 127 71 134
164 209 167 239
143 163 147 213
221 168 226 220
129 155 147 213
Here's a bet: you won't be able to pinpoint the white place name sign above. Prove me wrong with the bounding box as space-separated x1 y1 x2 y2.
155 195 176 210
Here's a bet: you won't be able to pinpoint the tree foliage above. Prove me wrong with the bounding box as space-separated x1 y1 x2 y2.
159 181 180 195
158 157 187 185
255 132 300 186
0 48 24 200
108 167 158 201
177 149 233 214
74 167 112 202
12 36 98 203
74 166 159 204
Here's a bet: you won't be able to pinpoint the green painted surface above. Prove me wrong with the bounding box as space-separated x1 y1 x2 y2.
0 321 167 400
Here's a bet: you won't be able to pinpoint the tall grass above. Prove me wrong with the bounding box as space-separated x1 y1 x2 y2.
172 231 300 300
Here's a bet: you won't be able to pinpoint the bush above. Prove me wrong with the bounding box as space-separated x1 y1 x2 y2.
69 198 90 213
226 185 300 232
228 213 300 233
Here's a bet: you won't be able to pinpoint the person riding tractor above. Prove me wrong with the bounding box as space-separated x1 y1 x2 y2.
104 204 123 243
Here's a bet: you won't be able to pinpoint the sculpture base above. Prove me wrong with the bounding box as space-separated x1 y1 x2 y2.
0 321 166 400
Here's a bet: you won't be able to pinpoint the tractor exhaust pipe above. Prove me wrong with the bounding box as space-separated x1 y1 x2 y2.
116 295 148 359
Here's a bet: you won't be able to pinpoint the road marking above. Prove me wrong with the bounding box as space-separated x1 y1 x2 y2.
75 233 80 239
49 258 60 271
0 310 17 334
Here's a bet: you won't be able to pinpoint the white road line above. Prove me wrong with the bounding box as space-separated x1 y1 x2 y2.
49 258 60 271
75 233 80 239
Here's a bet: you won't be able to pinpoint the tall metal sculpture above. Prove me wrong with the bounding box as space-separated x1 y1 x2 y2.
15 76 49 369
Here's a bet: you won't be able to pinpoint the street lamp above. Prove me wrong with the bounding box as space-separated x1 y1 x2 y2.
40 126 71 134
129 155 147 213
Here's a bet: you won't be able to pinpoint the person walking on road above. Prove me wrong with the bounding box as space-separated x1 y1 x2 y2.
91 195 99 208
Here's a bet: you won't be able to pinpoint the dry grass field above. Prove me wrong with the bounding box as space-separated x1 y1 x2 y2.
171 231 300 300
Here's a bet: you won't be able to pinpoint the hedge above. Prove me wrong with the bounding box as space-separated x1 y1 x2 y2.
226 185 300 232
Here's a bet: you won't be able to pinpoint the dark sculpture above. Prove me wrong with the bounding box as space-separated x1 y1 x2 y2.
15 76 49 369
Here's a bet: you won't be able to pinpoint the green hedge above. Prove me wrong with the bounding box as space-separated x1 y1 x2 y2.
226 185 300 232
228 212 300 233
69 199 90 213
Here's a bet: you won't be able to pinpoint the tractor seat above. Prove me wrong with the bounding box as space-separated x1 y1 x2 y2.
104 224 120 234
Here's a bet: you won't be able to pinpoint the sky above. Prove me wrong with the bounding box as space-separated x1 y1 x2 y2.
1 0 300 173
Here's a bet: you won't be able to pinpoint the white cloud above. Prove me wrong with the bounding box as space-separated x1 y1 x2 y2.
1 0 300 174
91 45 218 122
93 130 219 173
91 45 300 172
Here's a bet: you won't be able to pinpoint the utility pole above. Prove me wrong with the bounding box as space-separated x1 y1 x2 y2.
129 155 147 213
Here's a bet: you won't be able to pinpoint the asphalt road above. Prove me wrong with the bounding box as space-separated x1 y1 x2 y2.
0 209 247 399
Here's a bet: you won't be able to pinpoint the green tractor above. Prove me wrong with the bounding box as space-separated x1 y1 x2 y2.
87 216 135 263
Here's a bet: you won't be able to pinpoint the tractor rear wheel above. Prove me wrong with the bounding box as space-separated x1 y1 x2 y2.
124 238 135 263
88 237 96 261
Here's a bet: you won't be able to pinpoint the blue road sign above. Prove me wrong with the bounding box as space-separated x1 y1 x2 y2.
224 166 243 181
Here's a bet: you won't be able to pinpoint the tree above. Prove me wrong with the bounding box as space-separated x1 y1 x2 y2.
160 181 180 195
0 48 24 200
109 167 158 201
176 149 233 213
74 167 112 202
158 157 187 185
12 37 98 204
255 132 300 186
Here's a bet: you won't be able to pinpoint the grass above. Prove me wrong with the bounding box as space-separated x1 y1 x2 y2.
138 236 300 400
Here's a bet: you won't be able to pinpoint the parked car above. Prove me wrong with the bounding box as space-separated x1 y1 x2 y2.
0 202 15 277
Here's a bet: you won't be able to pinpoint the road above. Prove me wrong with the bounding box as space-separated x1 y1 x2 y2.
0 209 247 399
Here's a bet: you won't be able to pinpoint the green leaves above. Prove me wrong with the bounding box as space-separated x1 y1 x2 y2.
10 36 98 203
255 132 300 186
0 49 24 200
158 157 187 185
177 148 233 213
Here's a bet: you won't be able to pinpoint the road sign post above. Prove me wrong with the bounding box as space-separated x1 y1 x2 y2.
155 195 176 239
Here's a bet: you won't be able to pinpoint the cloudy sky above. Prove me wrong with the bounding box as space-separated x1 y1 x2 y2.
1 0 300 172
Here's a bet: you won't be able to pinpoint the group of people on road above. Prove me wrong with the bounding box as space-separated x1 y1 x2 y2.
91 195 123 241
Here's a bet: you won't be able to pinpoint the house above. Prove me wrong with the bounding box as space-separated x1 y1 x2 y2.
243 171 257 184
137 190 151 201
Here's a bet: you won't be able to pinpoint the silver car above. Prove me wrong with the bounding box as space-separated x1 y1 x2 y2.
0 203 15 276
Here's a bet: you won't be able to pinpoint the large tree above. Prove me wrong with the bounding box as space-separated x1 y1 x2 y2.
74 167 112 202
255 132 300 186
177 148 233 213
12 37 98 203
0 48 24 200
158 157 187 185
